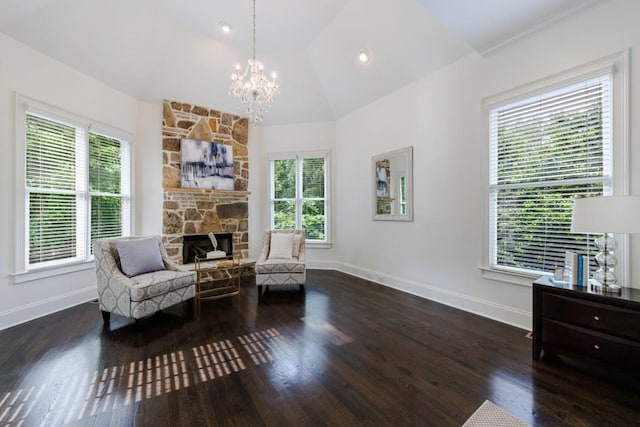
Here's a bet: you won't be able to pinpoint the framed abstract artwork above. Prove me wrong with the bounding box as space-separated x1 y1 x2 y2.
181 138 234 190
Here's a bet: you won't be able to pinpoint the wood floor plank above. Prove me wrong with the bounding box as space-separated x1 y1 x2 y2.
0 270 639 426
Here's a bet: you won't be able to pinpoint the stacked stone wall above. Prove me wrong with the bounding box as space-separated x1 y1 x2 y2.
162 100 248 191
161 100 250 264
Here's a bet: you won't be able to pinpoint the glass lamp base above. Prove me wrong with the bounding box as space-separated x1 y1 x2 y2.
591 268 622 293
594 268 617 286
592 233 619 293
591 278 622 294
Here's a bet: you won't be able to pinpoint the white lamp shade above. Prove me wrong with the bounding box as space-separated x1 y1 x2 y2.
571 196 640 234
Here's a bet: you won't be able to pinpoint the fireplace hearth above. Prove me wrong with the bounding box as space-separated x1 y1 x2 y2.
182 233 233 264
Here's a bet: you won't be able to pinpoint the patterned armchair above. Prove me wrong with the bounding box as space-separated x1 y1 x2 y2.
93 236 196 323
255 229 306 296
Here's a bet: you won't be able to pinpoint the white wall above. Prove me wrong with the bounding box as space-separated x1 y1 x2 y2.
3 0 640 332
0 33 139 330
134 101 163 236
251 121 337 268
334 0 640 329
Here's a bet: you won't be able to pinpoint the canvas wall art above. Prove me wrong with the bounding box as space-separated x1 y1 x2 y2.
376 164 389 198
181 138 234 190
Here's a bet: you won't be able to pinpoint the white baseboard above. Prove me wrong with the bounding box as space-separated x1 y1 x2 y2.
330 262 531 330
2 262 532 332
0 286 97 331
307 260 338 270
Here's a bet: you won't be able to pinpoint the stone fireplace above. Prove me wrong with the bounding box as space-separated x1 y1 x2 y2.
182 233 233 264
161 100 250 264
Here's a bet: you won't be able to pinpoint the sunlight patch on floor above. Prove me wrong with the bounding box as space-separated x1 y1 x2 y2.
301 317 354 346
238 328 281 365
193 339 245 382
0 328 284 425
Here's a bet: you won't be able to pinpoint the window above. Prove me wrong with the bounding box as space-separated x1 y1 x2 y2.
269 152 329 243
488 66 626 277
18 97 131 272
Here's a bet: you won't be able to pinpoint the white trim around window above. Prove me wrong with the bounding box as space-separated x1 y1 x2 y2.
268 150 331 247
480 50 629 286
13 94 133 282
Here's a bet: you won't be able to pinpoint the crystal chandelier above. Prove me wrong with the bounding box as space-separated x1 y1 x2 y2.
229 0 279 125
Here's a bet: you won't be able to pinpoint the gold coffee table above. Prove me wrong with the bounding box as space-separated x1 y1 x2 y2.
194 255 241 301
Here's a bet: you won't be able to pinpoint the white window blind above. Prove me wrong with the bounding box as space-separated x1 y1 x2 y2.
489 74 612 274
89 131 130 246
24 110 130 270
270 153 329 242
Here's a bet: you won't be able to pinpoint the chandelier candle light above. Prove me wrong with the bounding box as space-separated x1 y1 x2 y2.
229 0 279 125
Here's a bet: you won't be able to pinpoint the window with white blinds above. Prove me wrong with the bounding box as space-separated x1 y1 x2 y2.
489 74 612 274
270 152 329 242
24 109 130 270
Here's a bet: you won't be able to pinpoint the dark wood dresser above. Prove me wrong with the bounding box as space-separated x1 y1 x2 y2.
533 275 640 369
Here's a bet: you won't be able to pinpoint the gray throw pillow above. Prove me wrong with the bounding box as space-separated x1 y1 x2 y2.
115 237 165 277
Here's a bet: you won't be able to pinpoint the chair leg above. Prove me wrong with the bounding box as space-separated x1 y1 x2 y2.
299 284 305 292
101 310 111 324
258 285 263 296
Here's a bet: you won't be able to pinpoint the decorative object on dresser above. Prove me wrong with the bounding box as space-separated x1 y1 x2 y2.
533 275 640 370
93 236 196 325
571 195 640 292
255 229 306 296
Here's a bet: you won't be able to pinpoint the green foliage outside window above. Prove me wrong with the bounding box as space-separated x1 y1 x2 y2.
26 113 127 265
495 103 604 272
89 133 124 243
274 158 295 199
272 156 327 241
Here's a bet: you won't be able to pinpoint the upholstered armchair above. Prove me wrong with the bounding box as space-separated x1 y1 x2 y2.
93 236 196 323
255 229 306 296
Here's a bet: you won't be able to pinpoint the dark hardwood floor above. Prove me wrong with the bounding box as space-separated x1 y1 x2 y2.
1 270 639 426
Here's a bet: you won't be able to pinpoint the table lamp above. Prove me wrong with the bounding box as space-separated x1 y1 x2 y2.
571 195 640 291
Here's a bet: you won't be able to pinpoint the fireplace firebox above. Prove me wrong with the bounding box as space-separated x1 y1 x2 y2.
182 233 233 264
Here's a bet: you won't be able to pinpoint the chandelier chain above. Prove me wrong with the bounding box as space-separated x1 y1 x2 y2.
228 0 279 125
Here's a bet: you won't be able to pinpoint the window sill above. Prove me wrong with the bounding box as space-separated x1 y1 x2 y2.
306 242 332 249
13 261 95 284
478 266 541 288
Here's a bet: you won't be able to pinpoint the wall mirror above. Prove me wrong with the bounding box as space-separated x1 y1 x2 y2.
372 146 413 221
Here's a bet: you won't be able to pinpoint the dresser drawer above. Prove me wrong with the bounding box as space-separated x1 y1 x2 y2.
542 319 640 366
542 293 640 341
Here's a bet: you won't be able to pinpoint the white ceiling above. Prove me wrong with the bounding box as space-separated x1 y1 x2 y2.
0 0 600 125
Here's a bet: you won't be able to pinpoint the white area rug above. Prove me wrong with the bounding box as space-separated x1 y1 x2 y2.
463 400 530 427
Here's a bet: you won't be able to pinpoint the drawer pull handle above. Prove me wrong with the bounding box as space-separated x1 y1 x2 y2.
594 344 600 350
594 315 600 321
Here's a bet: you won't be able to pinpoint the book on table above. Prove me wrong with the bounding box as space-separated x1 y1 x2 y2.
563 250 589 286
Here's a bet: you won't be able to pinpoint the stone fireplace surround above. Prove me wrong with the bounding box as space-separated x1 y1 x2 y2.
162 189 249 264
161 100 250 265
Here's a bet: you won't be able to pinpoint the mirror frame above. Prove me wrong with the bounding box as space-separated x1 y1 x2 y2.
372 146 413 221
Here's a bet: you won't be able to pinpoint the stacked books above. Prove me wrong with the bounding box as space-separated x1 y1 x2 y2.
563 251 589 286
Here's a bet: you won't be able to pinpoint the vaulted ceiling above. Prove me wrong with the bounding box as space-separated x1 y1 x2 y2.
0 0 600 124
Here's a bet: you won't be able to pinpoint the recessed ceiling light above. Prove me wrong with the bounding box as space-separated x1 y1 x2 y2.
219 21 232 33
358 49 370 63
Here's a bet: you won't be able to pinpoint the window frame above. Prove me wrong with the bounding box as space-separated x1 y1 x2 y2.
481 51 629 286
268 150 331 247
14 94 132 281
